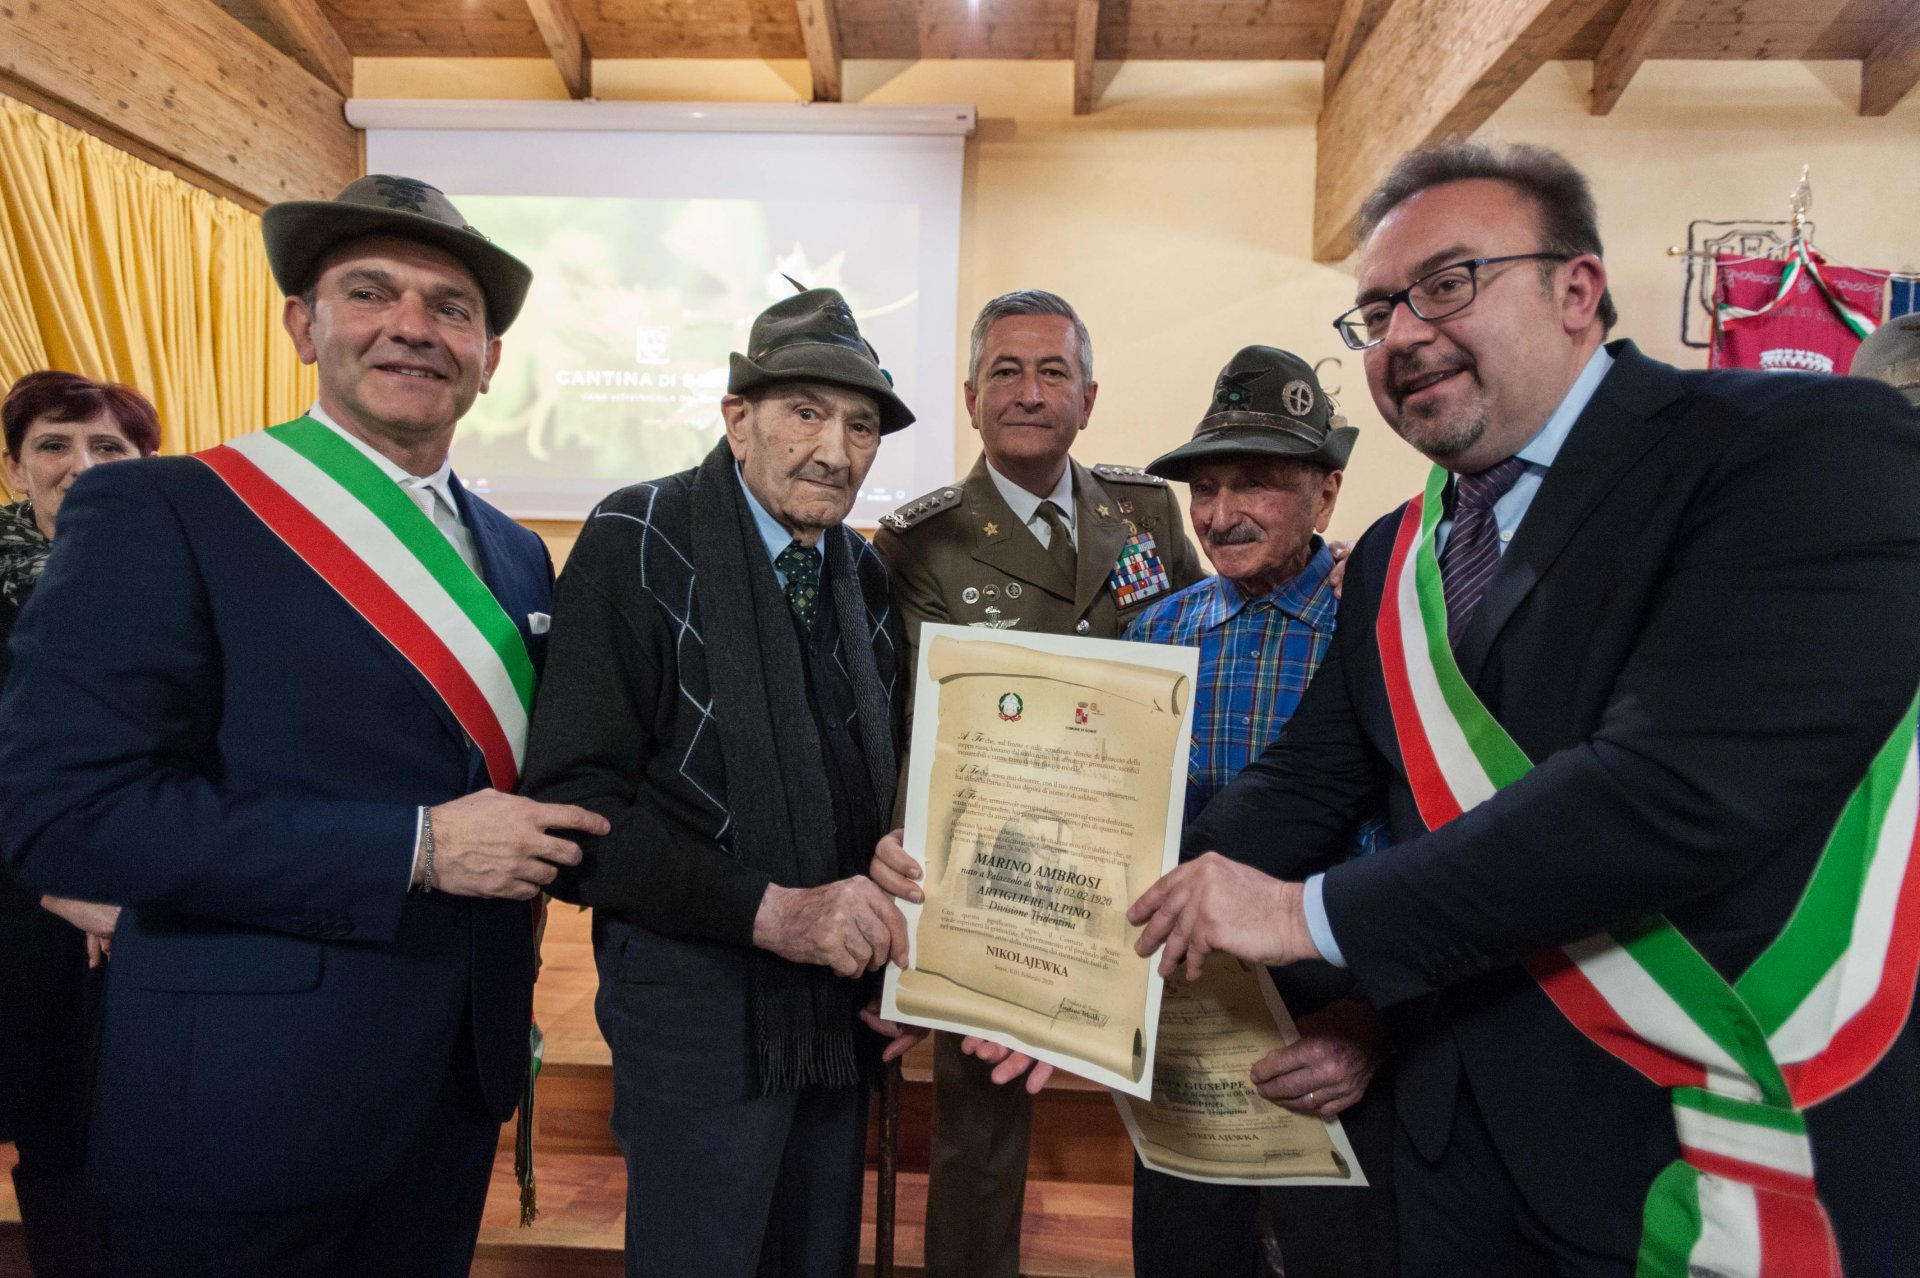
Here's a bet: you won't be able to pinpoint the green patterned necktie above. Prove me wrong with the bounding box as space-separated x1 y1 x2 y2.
776 540 824 629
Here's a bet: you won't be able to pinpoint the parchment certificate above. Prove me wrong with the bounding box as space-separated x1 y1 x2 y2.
881 624 1197 1097
1112 956 1369 1186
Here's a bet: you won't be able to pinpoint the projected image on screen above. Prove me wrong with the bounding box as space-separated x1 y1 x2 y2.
453 195 922 520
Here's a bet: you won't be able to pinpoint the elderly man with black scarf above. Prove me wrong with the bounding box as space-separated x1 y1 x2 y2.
522 289 926 1278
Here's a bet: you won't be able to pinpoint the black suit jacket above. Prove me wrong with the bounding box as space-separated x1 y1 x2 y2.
1191 342 1920 1261
0 454 553 1211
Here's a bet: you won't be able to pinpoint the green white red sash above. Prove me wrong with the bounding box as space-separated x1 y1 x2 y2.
196 417 535 791
1375 465 1920 1278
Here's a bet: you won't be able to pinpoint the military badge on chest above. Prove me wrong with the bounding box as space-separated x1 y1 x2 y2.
1108 528 1172 608
963 581 1021 629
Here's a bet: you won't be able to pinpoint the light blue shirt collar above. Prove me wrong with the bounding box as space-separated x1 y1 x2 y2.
1432 345 1614 559
1513 344 1613 471
736 464 813 587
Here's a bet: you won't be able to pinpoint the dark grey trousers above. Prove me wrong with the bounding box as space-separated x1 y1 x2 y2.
596 918 869 1278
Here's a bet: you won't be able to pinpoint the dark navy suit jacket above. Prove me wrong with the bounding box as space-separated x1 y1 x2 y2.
1191 343 1920 1268
0 450 552 1211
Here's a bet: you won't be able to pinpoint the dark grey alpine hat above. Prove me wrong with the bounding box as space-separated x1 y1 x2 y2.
728 287 915 434
1147 345 1357 481
1851 313 1920 407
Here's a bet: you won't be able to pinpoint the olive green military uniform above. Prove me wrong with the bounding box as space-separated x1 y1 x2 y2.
873 452 1204 1278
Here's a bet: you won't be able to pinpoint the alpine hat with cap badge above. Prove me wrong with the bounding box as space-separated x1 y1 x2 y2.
729 286 917 434
261 174 535 333
1850 312 1920 406
1145 344 1358 480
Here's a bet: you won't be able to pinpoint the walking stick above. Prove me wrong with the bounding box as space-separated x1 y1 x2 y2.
875 1054 901 1278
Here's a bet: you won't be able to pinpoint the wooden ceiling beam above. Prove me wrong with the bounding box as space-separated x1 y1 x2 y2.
1324 0 1393 94
526 0 593 99
0 0 355 209
1589 0 1686 115
1314 0 1614 262
1073 0 1103 115
796 0 843 103
254 0 354 97
1860 3 1920 117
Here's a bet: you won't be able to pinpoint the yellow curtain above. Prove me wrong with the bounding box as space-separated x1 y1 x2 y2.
0 94 315 495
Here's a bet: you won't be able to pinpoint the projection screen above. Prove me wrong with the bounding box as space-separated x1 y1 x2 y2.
355 100 973 524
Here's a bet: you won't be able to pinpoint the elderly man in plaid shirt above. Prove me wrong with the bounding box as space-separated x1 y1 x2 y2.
1123 345 1397 1278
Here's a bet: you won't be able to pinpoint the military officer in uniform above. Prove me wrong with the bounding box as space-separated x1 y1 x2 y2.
872 289 1204 1278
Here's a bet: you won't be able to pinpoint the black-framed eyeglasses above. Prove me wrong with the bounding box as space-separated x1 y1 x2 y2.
1332 253 1572 351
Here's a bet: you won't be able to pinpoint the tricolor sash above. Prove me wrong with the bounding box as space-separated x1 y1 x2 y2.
1376 465 1920 1278
197 418 535 792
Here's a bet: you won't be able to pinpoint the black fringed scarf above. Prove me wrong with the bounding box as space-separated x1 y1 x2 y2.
687 441 897 1095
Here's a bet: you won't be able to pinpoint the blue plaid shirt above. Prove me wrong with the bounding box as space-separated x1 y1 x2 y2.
1125 541 1388 853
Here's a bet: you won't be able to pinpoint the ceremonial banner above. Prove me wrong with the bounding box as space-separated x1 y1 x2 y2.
1112 956 1368 1186
882 625 1196 1097
1710 248 1885 375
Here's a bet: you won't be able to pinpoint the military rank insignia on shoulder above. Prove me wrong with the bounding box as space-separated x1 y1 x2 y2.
881 485 963 532
1091 463 1167 486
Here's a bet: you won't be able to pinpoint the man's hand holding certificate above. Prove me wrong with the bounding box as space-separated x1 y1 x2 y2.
1113 957 1370 1186
873 623 1374 1183
878 624 1197 1097
1127 850 1323 979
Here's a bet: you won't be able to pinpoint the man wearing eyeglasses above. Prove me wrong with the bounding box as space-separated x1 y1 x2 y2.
1118 140 1920 1275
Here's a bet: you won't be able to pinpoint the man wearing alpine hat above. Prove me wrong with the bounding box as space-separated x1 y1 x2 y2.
0 174 609 1276
1124 345 1397 1278
522 287 924 1277
1850 311 1920 406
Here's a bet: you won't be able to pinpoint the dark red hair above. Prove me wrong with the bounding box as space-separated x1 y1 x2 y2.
3 370 162 459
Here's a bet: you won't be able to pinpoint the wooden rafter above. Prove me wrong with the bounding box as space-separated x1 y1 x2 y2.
1861 3 1920 117
0 0 355 209
1073 0 1102 115
796 0 842 103
1324 0 1392 94
1314 0 1614 262
1589 0 1686 115
254 0 353 96
526 0 592 100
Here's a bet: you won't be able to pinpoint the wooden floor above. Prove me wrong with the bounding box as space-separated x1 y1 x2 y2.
1 905 1139 1277
479 906 1135 1276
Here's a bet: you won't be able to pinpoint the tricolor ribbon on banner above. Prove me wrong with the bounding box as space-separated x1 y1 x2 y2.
1374 465 1920 1278
1715 241 1881 342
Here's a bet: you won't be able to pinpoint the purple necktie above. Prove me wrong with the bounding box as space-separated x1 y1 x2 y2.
1439 456 1526 645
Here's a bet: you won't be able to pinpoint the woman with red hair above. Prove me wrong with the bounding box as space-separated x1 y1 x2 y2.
0 369 159 1277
